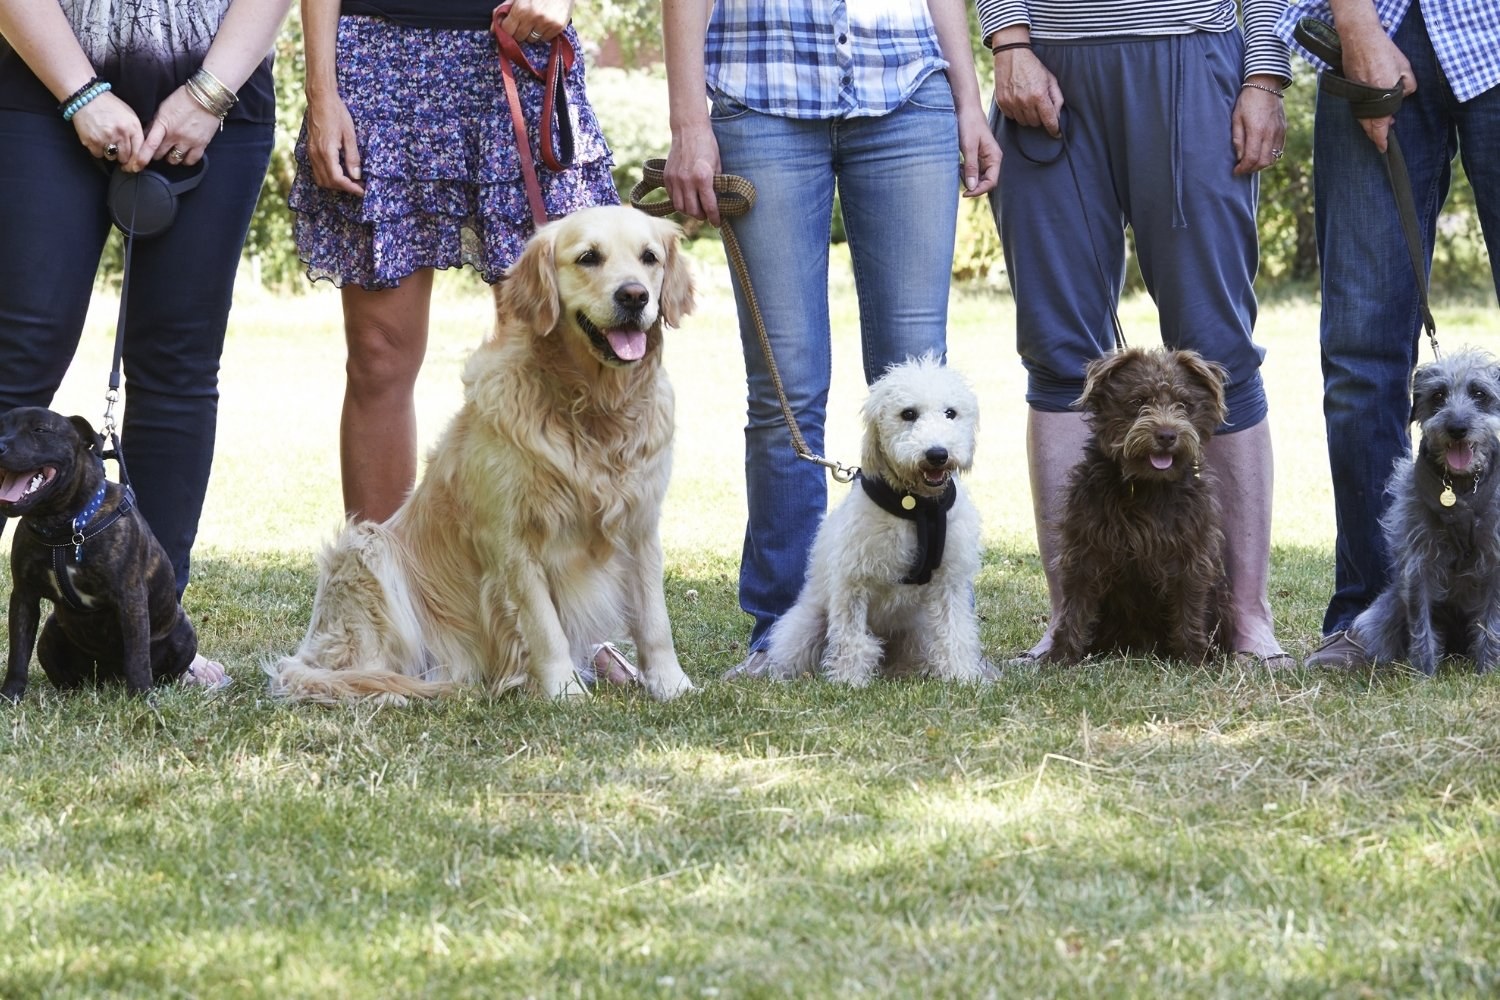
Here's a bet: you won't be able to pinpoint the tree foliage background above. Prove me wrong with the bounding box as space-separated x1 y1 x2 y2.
227 10 1489 295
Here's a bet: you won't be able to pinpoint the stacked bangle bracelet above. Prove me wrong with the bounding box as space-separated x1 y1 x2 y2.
185 66 237 128
59 78 111 121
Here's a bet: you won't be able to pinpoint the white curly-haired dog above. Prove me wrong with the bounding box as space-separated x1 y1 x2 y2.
764 354 986 685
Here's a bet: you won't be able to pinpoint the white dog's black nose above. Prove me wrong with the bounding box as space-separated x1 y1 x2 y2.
615 283 649 315
924 446 949 467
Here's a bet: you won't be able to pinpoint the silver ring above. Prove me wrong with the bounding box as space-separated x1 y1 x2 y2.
527 30 542 41
104 143 118 160
1271 148 1284 158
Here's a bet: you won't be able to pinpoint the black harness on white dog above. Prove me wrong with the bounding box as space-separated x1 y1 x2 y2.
857 472 957 585
26 477 137 611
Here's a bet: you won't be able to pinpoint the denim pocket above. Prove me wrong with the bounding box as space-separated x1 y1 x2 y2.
902 72 956 114
709 92 753 123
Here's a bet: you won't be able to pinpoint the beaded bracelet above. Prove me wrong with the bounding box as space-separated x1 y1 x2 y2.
57 77 100 113
1242 81 1285 99
185 66 237 128
61 81 112 122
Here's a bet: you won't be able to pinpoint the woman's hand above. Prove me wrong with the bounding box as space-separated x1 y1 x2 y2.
70 91 144 165
131 86 222 170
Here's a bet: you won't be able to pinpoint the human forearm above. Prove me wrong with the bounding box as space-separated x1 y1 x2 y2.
663 0 711 134
201 0 293 93
301 0 342 100
928 0 985 116
0 0 103 101
973 0 1029 50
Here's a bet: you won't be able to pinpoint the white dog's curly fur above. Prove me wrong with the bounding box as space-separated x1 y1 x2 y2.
764 354 986 685
266 206 696 704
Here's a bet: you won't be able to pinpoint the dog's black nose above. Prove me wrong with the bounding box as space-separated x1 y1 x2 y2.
925 446 949 467
1155 429 1178 450
1450 424 1469 440
615 283 649 314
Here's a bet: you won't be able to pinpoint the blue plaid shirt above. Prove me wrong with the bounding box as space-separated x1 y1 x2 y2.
1277 1 1500 102
705 0 947 119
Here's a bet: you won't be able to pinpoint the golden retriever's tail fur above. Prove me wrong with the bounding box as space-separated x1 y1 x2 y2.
265 520 455 705
266 658 452 706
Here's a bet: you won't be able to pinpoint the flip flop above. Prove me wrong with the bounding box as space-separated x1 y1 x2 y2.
589 642 641 686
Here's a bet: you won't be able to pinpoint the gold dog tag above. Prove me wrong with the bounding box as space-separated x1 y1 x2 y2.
1441 485 1457 507
901 495 917 510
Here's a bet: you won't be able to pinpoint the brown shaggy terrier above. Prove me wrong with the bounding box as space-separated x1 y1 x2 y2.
1045 347 1235 664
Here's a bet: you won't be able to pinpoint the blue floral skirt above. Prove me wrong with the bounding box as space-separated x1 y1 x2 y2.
289 16 619 289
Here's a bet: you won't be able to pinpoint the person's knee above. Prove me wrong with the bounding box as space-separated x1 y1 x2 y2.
344 317 425 395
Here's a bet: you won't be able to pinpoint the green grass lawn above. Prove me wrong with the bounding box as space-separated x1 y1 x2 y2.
2 248 1498 998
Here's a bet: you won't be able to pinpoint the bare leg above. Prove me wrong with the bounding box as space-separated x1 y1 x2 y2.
339 271 434 522
1020 409 1091 659
1206 418 1285 659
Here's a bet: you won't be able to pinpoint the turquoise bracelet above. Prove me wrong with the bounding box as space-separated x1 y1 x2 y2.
61 81 111 122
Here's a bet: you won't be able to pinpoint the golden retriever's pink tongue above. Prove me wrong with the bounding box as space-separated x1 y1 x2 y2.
1448 442 1475 472
606 328 646 361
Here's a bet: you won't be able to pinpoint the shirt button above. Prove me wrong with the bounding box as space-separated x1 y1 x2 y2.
837 33 847 43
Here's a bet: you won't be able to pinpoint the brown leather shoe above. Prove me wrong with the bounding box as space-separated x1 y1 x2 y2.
1303 629 1371 669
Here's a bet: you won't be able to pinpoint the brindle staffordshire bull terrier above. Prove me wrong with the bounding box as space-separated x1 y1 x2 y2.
0 407 196 700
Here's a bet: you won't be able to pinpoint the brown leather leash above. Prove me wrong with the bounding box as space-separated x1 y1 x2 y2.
630 158 859 483
491 3 576 228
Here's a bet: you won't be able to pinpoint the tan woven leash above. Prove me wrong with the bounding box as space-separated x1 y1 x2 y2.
630 158 859 483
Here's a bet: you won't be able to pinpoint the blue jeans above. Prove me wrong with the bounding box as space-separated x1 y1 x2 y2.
0 110 274 596
1314 4 1500 634
710 72 960 649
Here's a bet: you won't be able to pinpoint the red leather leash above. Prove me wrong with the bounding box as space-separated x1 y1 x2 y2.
491 3 576 227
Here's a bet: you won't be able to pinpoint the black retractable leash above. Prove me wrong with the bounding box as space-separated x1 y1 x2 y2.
97 155 210 484
1294 17 1440 359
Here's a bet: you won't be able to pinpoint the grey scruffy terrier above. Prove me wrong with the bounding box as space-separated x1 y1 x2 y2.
1348 348 1500 675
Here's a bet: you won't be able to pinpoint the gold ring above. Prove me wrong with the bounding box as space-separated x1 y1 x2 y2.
168 147 185 161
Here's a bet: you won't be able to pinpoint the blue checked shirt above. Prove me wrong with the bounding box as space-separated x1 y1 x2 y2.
705 0 947 119
1277 1 1500 102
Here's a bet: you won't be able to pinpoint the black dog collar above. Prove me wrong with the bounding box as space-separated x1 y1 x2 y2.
857 472 957 585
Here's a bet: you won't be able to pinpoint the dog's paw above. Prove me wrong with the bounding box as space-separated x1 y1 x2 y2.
643 669 695 702
0 682 25 704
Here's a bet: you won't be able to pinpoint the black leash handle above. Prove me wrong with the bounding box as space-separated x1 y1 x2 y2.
631 159 859 483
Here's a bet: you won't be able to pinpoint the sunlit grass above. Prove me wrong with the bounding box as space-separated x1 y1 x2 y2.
2 249 1498 996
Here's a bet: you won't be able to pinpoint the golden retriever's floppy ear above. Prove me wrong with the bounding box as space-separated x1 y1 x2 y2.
652 216 696 327
1173 350 1230 426
500 222 561 336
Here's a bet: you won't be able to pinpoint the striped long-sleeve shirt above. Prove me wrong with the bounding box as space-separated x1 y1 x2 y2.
974 0 1292 82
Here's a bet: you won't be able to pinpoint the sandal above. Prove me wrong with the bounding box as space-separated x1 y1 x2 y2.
589 642 641 686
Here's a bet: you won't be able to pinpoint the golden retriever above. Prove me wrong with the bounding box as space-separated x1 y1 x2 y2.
267 206 697 703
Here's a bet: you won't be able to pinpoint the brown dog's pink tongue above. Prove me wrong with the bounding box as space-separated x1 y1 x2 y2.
605 328 646 361
1448 443 1475 472
1150 453 1173 470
